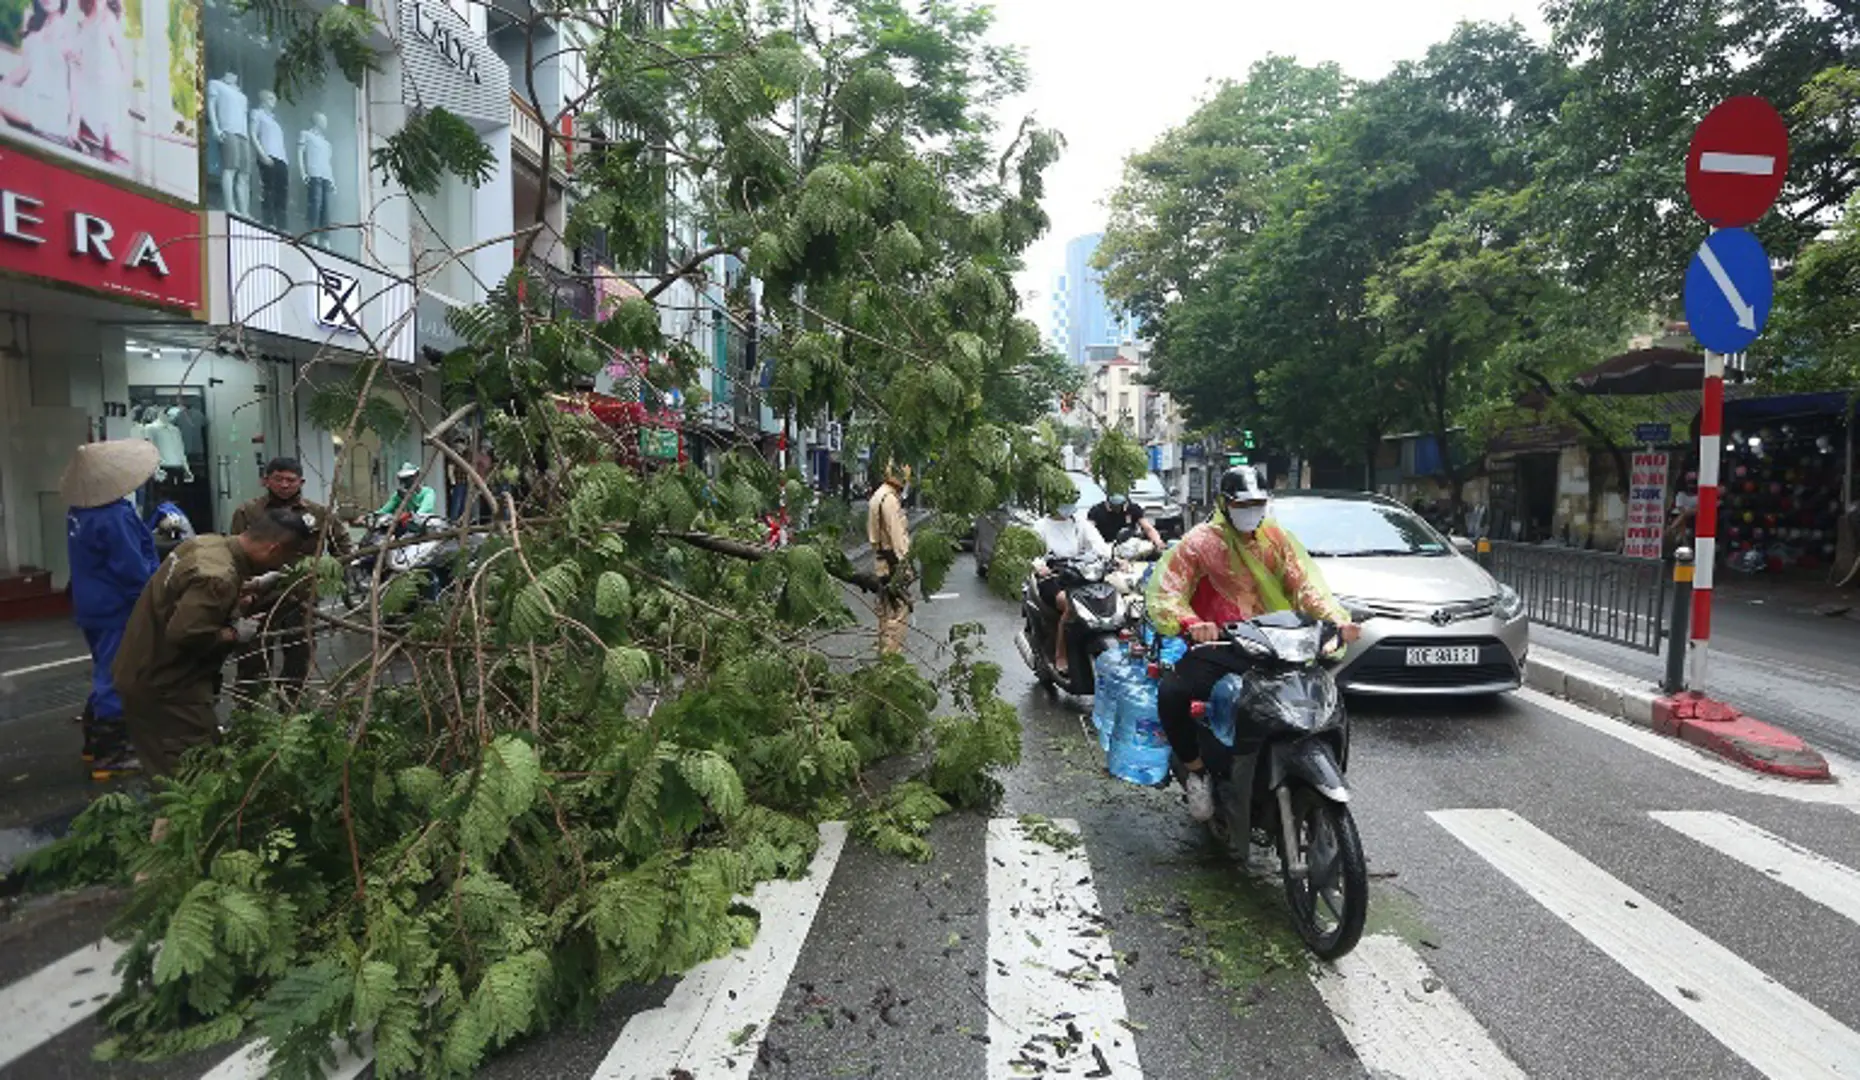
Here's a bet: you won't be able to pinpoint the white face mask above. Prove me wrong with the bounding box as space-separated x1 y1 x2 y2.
1227 504 1267 534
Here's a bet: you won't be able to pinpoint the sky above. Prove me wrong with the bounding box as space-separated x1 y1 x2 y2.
988 0 1549 319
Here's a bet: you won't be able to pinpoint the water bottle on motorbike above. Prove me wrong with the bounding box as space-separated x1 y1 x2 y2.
1202 672 1248 748
1107 652 1171 786
1090 638 1127 752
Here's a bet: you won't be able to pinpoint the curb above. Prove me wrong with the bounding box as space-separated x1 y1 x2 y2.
1525 648 1831 781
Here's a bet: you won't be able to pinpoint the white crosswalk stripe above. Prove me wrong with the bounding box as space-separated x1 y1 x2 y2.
1653 810 1860 926
985 817 1143 1079
1311 932 1526 1080
0 938 126 1070
12 809 1860 1080
1433 807 1860 1080
592 821 848 1080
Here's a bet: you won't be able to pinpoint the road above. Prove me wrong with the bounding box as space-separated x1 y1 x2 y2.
6 555 1860 1078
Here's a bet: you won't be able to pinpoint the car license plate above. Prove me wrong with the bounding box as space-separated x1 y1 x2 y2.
1405 646 1479 666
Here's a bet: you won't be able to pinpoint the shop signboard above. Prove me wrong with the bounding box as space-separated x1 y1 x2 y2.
400 0 510 131
1624 450 1670 559
213 214 414 361
640 427 679 460
0 147 202 310
0 0 201 203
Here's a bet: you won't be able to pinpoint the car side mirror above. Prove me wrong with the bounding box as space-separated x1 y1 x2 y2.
1450 535 1476 555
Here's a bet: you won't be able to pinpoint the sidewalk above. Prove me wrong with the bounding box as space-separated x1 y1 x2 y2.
1530 579 1860 762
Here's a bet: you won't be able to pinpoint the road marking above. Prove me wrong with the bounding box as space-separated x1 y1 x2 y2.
1701 151 1777 176
592 822 848 1080
1653 811 1860 926
1311 932 1525 1080
0 654 90 679
1517 688 1860 808
200 1037 373 1079
1432 808 1860 1079
985 817 1143 1080
929 592 960 600
0 938 127 1069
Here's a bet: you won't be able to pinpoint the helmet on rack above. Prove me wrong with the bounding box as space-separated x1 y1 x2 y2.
1219 465 1268 504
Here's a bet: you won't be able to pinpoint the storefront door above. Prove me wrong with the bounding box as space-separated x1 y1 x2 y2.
125 340 289 533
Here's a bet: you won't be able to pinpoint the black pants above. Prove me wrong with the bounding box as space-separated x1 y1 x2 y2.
260 158 290 228
1157 647 1253 764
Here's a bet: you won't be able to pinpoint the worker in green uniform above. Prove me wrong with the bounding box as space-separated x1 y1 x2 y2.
229 456 352 700
113 509 312 777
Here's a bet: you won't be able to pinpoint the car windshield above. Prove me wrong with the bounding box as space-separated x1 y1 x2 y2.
1065 472 1107 508
1131 474 1169 502
1269 497 1450 557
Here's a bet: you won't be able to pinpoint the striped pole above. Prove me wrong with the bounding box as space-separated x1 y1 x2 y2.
1687 349 1728 689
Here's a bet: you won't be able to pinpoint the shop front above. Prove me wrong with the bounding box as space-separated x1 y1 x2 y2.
206 210 417 522
0 147 206 593
1715 391 1856 575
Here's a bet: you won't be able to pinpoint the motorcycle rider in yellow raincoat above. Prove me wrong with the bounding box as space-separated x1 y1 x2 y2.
1146 465 1360 822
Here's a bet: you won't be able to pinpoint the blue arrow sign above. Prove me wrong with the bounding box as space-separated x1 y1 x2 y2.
1683 227 1774 354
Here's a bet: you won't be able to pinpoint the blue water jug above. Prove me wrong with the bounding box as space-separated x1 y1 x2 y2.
1108 662 1171 786
1090 644 1125 752
1157 636 1187 666
1204 672 1248 748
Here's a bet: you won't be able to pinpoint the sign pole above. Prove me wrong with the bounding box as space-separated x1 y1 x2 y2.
1687 349 1727 690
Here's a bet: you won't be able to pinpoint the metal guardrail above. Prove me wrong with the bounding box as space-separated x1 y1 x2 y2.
1482 541 1670 653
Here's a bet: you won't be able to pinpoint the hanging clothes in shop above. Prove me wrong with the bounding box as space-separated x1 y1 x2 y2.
140 409 192 481
169 404 206 458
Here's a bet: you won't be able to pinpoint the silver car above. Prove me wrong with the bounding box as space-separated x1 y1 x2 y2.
1270 492 1529 695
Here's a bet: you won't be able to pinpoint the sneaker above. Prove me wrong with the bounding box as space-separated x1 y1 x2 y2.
1184 770 1214 823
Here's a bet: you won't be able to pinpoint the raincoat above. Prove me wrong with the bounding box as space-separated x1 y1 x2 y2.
1146 515 1347 637
67 498 160 724
377 485 437 515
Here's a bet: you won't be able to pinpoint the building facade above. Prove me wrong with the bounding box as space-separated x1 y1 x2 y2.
0 0 531 607
1056 233 1135 365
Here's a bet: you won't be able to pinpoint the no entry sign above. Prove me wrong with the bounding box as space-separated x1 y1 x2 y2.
1685 96 1789 227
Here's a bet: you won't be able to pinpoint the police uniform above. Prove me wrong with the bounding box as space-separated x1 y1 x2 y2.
866 481 912 655
113 536 253 775
227 494 348 694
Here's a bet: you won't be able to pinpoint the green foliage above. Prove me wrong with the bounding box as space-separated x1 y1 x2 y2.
1090 428 1150 498
16 3 1064 1076
372 108 498 196
987 526 1045 601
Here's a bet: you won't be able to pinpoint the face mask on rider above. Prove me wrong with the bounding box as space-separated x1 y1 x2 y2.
1227 503 1268 534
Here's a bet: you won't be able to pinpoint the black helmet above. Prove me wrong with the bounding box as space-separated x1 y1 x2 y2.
1219 465 1268 503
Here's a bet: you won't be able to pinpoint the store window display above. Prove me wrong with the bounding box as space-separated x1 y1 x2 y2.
1717 417 1850 575
201 0 360 256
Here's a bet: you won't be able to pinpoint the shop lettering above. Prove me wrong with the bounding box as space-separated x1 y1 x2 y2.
0 190 173 277
412 4 483 85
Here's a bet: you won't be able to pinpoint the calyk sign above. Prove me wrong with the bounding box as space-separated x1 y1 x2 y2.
0 150 203 311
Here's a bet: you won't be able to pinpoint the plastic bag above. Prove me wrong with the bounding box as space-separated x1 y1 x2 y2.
1108 664 1171 786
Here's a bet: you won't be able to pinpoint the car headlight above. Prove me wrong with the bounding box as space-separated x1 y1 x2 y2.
1496 583 1524 621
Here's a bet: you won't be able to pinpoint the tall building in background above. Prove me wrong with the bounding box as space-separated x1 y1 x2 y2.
1054 233 1136 364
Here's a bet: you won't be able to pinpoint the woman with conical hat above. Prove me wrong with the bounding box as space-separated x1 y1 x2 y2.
60 439 160 778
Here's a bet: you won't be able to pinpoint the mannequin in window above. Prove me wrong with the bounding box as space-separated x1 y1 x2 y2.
141 407 191 482
298 112 336 244
250 89 288 229
206 71 250 213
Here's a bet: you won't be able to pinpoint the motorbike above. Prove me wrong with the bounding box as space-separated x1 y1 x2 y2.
1178 611 1368 959
345 510 460 609
1014 553 1129 696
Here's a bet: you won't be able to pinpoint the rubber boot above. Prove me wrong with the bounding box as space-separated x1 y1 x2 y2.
89 718 138 782
78 701 99 762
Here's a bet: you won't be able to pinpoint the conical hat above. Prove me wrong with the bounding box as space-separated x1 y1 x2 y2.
60 440 160 509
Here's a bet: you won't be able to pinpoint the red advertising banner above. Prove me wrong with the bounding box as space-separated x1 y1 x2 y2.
0 148 203 311
1624 450 1670 559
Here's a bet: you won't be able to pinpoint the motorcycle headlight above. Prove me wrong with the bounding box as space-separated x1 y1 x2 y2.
1496 583 1524 621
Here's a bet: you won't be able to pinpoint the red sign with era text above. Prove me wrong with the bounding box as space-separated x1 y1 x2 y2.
0 148 203 311
1685 96 1790 228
